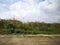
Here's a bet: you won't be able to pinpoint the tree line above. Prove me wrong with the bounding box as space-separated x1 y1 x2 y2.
0 19 60 34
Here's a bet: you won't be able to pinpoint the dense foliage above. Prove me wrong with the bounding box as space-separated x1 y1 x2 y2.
0 19 60 34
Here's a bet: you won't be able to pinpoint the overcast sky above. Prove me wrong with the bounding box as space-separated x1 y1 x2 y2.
0 0 60 23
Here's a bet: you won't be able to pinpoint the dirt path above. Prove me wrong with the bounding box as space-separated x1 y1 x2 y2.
0 35 60 45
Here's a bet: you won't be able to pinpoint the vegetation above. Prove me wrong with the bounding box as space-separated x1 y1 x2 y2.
0 19 60 34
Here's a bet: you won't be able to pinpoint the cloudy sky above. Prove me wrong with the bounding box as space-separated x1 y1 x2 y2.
0 0 60 23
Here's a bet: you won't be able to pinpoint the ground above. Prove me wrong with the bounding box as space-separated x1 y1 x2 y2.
0 34 60 45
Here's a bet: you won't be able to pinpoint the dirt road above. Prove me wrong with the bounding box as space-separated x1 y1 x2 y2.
0 35 60 45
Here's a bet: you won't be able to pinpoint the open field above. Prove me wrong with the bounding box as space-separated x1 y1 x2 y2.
0 34 60 45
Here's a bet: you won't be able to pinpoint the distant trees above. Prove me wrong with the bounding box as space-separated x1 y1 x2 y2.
0 19 60 34
7 24 16 34
0 20 5 29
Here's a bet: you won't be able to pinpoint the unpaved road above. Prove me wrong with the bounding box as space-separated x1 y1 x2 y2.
0 35 60 45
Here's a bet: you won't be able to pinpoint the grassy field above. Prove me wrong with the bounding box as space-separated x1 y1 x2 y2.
0 34 60 45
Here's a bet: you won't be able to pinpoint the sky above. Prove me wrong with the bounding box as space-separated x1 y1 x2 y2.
0 0 60 23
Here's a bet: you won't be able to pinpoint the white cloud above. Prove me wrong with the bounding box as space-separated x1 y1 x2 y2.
9 1 39 17
9 1 49 22
0 0 60 23
0 3 6 7
0 3 7 10
0 3 8 13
